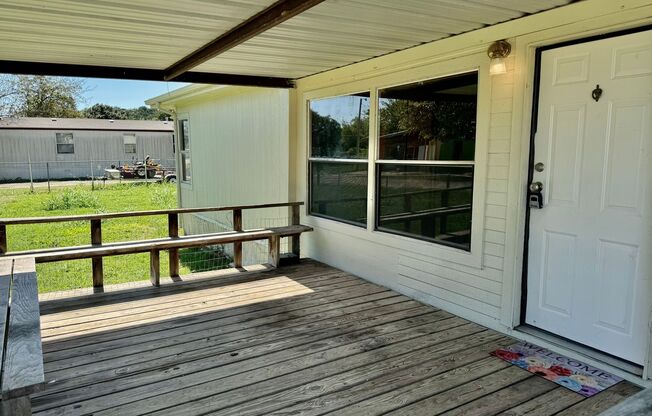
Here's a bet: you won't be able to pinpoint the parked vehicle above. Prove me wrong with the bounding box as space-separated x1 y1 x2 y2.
105 156 170 180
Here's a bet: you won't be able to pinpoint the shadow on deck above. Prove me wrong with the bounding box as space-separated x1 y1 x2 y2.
33 260 640 416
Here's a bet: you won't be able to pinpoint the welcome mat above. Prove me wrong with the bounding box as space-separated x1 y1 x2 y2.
491 341 623 397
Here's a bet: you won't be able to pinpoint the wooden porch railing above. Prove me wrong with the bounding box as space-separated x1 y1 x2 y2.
0 202 306 289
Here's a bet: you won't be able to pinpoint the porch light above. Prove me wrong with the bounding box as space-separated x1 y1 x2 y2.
488 40 511 75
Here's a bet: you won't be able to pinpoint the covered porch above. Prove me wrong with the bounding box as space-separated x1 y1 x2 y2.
33 260 640 415
1 0 651 414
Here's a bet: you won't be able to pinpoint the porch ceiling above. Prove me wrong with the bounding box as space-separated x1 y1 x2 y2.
0 0 574 84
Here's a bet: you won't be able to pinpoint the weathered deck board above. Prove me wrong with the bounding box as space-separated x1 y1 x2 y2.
33 260 641 416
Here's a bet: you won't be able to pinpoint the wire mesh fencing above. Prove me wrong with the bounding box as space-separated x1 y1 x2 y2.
0 157 176 190
179 210 293 269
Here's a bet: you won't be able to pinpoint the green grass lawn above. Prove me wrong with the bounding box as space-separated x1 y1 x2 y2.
0 183 230 293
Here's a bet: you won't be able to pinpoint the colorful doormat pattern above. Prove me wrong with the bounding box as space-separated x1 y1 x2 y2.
491 341 623 397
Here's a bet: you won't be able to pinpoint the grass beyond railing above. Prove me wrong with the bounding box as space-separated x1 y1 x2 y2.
0 202 304 290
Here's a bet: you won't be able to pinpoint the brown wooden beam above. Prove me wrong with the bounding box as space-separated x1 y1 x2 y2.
0 61 294 88
163 0 325 80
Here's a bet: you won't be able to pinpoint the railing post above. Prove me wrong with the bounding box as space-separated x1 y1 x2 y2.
233 209 243 268
0 224 6 255
268 235 280 268
290 205 300 258
90 219 103 288
150 249 160 286
168 213 180 278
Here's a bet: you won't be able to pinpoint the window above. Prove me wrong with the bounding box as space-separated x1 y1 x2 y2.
376 72 478 250
55 133 74 154
179 119 191 182
123 134 137 154
309 93 369 226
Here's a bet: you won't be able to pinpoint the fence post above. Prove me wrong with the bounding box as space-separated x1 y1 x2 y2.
27 152 34 193
168 213 180 278
290 205 300 258
90 219 103 288
90 159 95 190
0 224 6 255
46 162 51 193
233 209 243 268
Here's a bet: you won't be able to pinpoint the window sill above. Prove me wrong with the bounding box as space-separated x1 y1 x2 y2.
305 214 483 269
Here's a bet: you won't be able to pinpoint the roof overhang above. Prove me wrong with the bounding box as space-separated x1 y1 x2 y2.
0 0 577 87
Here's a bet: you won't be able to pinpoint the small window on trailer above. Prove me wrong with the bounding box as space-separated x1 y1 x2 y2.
55 133 74 154
124 134 137 154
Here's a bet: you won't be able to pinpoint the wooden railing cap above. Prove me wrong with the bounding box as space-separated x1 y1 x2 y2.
0 202 304 225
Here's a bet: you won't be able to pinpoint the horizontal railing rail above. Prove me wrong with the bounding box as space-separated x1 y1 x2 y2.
0 202 304 225
0 202 305 289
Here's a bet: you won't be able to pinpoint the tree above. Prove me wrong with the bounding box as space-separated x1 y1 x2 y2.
0 75 85 118
310 110 342 157
340 112 369 158
82 103 169 121
379 98 476 160
82 103 128 120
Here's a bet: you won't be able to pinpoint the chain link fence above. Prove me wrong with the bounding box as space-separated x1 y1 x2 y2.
0 157 176 189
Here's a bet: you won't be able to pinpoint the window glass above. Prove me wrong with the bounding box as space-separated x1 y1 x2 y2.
180 119 190 151
310 93 370 159
377 164 473 250
55 133 74 154
123 134 137 154
181 153 191 182
310 161 368 226
378 73 477 161
179 119 191 182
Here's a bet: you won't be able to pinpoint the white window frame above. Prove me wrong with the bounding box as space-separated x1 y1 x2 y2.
374 71 479 252
307 91 371 228
123 134 137 154
55 132 74 154
303 56 489 268
178 118 191 184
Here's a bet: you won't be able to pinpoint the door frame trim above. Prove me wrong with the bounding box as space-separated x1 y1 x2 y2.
519 24 652 358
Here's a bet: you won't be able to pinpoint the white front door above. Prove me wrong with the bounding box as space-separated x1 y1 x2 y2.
526 30 652 365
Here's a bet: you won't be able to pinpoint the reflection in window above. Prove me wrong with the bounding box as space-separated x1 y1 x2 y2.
377 164 473 250
310 161 368 226
309 93 370 226
179 119 191 182
379 73 477 161
310 93 370 159
376 72 478 251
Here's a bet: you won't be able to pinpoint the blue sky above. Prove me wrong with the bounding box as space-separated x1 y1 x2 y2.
81 78 188 109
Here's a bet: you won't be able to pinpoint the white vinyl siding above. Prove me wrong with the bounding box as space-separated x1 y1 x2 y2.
291 0 652 337
173 88 290 265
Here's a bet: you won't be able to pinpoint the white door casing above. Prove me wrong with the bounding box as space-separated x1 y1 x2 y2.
526 30 652 365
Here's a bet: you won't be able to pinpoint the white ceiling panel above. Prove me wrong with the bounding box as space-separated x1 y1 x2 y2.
0 0 576 79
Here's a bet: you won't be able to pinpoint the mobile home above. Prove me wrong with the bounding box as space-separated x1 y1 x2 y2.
1 0 651 413
0 117 174 180
147 0 652 382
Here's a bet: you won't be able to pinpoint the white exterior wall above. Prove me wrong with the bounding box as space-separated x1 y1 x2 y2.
172 87 291 264
290 0 652 381
0 129 174 180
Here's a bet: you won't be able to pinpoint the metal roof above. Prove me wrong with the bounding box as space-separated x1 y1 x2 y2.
0 117 174 132
0 0 573 81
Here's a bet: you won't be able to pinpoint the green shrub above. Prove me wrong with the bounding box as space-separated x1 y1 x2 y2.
43 187 102 211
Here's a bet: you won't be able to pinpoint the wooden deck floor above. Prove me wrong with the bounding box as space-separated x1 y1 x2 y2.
34 260 640 416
